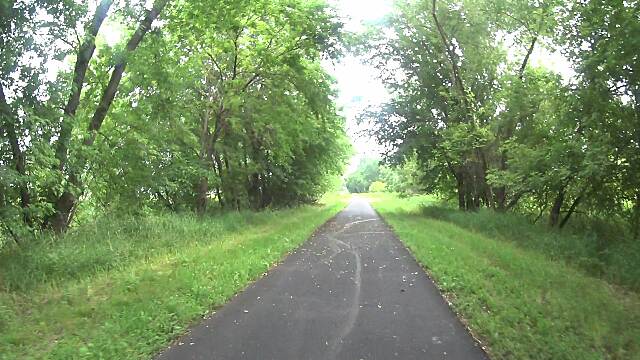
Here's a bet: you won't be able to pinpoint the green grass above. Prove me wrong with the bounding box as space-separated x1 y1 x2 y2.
417 200 640 291
0 194 348 359
368 193 640 360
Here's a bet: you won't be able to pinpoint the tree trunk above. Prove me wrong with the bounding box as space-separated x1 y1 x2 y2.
222 152 237 210
55 0 113 171
461 162 479 211
49 189 76 233
195 177 208 215
195 105 212 214
456 175 465 210
247 172 264 210
495 186 506 211
0 84 31 226
214 184 224 209
493 30 538 211
462 166 478 211
213 153 226 209
260 173 272 208
559 193 583 229
5 117 29 216
549 187 565 227
431 0 470 113
203 108 225 210
46 0 112 232
495 144 510 211
446 161 466 210
476 148 493 208
49 0 169 233
84 0 169 147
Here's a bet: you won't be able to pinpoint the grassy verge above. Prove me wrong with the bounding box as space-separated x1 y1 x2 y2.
368 193 640 360
418 200 640 291
0 194 348 359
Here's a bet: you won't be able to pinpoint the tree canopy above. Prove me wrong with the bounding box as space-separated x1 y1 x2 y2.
360 0 640 235
1 0 350 242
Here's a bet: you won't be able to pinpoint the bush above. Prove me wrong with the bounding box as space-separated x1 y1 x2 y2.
368 181 387 193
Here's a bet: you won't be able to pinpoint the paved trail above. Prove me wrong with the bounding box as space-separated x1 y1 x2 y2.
156 198 487 360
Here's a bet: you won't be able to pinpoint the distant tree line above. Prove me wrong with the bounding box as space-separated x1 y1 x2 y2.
362 0 640 235
0 0 350 242
345 156 422 195
345 158 381 193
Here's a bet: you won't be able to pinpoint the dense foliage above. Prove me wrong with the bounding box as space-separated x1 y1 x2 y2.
361 0 640 235
0 0 350 243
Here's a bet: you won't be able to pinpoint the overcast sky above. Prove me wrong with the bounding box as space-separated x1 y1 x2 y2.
324 0 393 174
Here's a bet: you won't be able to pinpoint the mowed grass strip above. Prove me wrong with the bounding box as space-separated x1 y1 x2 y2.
369 193 640 360
0 194 348 359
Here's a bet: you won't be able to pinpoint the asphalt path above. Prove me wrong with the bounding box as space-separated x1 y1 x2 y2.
156 198 488 360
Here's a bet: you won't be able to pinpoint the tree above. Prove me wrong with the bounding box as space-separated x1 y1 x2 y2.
47 0 169 232
345 158 381 193
360 0 639 233
1 0 350 243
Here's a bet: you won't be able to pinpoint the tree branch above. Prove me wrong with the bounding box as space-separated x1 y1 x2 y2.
231 28 242 81
517 34 537 80
55 0 114 170
559 188 587 228
430 0 471 118
84 0 169 147
517 17 546 80
204 50 225 83
241 73 261 93
1 221 22 247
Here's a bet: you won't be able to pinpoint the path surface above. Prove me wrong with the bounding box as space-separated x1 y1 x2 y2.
156 198 487 360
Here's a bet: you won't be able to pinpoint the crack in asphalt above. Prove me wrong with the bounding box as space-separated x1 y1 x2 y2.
326 249 361 359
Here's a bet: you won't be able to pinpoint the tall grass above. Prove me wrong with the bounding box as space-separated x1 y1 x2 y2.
0 194 347 359
399 195 640 290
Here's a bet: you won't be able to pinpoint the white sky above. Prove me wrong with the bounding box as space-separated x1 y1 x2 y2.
324 0 393 174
